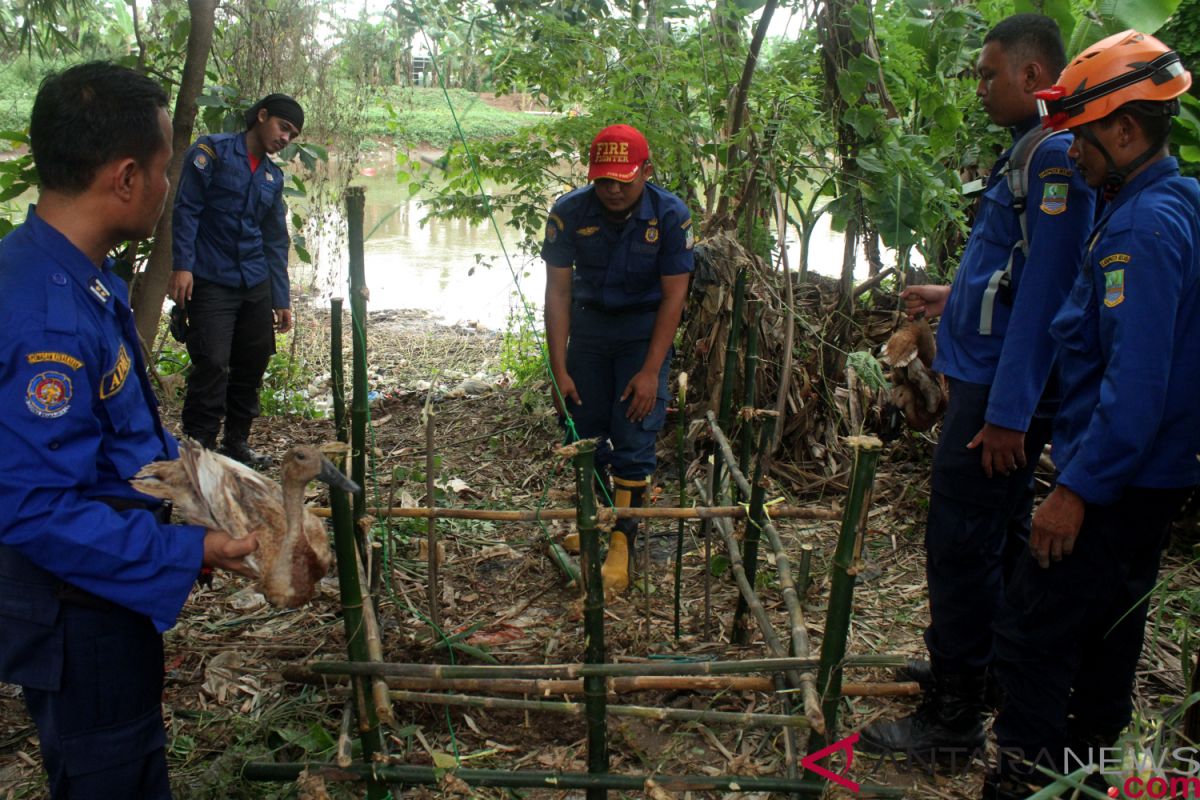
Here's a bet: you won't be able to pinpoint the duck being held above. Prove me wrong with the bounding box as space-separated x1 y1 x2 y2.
132 442 360 608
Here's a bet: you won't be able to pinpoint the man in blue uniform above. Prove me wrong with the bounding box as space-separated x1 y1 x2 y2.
987 31 1197 797
542 124 694 595
863 15 1096 755
0 62 258 799
170 93 303 468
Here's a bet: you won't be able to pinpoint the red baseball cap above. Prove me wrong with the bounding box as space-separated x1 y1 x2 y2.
587 124 650 183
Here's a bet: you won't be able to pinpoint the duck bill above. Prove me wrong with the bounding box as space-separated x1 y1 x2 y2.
317 458 361 494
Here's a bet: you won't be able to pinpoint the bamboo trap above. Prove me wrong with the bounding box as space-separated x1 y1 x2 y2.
309 504 840 521
281 668 920 697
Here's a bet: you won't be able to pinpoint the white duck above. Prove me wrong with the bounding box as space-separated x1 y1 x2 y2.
132 441 360 608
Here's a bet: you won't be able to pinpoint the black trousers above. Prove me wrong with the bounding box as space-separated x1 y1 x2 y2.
924 378 1054 676
181 277 275 445
992 485 1191 773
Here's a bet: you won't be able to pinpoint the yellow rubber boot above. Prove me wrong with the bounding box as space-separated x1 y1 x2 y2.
601 531 630 595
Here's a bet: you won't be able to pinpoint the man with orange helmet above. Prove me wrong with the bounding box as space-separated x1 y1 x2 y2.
986 31 1198 798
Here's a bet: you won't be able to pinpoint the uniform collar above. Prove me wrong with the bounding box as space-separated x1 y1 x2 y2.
23 205 118 310
1106 157 1179 213
1010 115 1041 143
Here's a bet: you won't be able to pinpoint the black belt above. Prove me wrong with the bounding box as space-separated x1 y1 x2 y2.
573 302 659 316
55 497 172 612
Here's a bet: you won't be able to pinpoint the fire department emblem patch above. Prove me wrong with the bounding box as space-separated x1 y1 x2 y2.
26 371 72 418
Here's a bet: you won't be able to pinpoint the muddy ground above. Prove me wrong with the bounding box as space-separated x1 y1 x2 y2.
1 308 1196 800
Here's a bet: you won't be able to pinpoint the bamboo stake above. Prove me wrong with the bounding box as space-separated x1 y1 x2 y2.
376 689 808 729
243 762 906 796
311 504 840 521
423 402 440 629
798 543 813 596
809 436 882 754
736 301 761 492
308 653 908 680
355 558 395 726
674 372 688 641
336 699 353 768
732 417 773 646
771 185 796 454
330 298 347 444
573 442 607 800
346 187 368 527
281 668 919 697
547 540 580 585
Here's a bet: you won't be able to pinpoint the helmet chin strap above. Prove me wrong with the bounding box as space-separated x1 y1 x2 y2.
1076 121 1169 201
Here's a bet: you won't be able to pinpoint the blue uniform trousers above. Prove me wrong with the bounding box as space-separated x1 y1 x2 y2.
925 378 1053 676
181 277 275 445
22 601 171 799
992 486 1190 773
564 305 669 481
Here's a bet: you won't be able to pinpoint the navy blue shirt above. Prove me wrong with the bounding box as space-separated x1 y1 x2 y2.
1050 158 1200 505
172 132 291 308
934 118 1096 431
0 208 205 632
540 182 694 310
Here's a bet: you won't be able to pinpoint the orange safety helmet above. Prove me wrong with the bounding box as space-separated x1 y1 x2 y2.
1036 30 1191 131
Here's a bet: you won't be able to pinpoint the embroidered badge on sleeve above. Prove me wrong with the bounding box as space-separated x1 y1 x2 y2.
1040 182 1068 215
26 371 72 418
1104 269 1125 308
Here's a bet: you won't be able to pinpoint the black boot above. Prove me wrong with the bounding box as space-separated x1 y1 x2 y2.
219 439 272 469
895 659 1003 709
860 672 986 759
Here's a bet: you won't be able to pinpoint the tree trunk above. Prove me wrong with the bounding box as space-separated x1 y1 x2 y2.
132 0 218 346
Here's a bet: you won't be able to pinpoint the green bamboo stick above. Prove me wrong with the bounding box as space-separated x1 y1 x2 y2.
307 653 907 680
378 689 808 728
732 416 775 646
676 371 686 642
737 301 761 492
242 762 906 796
573 441 607 800
346 187 368 525
330 298 346 444
809 436 882 755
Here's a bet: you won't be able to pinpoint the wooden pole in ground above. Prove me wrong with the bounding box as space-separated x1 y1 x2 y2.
573 441 607 800
346 187 368 528
808 435 882 755
737 301 761 492
674 372 688 641
330 298 347 443
423 401 440 629
732 416 774 645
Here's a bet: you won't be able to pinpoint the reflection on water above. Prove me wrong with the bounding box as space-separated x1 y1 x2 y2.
305 162 909 331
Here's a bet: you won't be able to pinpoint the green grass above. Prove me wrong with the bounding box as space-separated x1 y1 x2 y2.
369 87 540 148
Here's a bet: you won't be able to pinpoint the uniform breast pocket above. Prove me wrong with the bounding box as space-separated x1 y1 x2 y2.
575 239 610 282
975 183 1021 248
257 181 282 219
625 245 661 294
209 168 248 213
1050 273 1101 354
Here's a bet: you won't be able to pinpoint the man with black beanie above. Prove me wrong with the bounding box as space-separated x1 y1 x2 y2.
169 93 304 467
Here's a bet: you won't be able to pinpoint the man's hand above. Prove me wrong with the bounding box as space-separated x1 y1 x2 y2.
274 308 293 334
203 530 259 578
1030 487 1085 568
967 422 1026 477
551 371 581 417
900 285 951 320
621 368 659 422
169 271 194 306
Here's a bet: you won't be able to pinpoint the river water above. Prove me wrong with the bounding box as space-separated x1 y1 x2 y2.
304 157 895 331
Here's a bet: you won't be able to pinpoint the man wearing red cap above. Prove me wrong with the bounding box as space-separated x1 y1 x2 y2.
542 124 695 595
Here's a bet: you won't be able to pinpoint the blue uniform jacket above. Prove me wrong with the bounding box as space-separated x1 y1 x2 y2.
540 182 694 309
1050 158 1200 505
934 117 1096 432
172 132 291 308
0 209 205 677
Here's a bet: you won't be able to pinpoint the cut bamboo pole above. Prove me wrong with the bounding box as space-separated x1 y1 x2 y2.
308 653 908 680
336 699 353 768
809 435 882 754
423 402 440 629
330 298 347 443
736 301 761 492
674 372 688 641
376 688 808 728
355 558 395 726
573 441 607 800
243 762 906 796
281 668 919 697
311 504 840 521
798 543 814 596
346 187 368 527
732 417 773 645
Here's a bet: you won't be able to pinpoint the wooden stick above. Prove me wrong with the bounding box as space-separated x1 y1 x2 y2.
423 403 440 629
310 504 840 521
336 699 353 768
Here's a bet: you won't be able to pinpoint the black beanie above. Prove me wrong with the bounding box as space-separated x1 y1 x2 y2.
244 93 304 133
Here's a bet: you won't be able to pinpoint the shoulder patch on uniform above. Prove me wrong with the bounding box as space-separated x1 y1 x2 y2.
1104 269 1125 308
26 371 72 418
576 226 599 237
193 152 210 171
100 342 132 400
26 351 83 370
644 227 660 244
1039 167 1073 179
545 213 564 244
1039 182 1068 215
88 277 111 305
1099 253 1131 268
197 142 217 160
685 229 695 250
